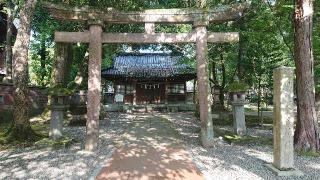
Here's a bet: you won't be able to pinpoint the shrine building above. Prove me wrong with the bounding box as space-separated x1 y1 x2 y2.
102 53 196 106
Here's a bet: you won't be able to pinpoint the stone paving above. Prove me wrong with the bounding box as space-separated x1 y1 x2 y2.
96 114 204 180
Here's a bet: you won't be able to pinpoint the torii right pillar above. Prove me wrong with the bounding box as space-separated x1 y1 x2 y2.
194 20 214 147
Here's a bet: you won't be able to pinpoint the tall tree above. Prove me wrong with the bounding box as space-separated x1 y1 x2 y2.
2 0 18 83
294 0 320 151
9 0 38 140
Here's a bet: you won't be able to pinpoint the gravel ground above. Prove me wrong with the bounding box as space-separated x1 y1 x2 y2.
0 113 134 179
159 112 320 180
1 112 319 180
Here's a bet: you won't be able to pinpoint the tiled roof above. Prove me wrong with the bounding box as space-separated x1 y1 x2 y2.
102 53 196 79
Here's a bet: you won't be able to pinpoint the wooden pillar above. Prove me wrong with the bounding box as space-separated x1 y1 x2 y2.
133 81 137 105
194 20 214 147
85 21 103 151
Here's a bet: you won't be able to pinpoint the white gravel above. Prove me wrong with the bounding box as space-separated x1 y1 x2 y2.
159 112 320 180
0 113 134 179
1 112 319 180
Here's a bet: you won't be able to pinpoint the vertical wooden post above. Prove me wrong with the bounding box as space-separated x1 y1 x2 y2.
85 21 103 151
194 20 214 147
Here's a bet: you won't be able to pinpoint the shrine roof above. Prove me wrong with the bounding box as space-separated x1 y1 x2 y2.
102 53 196 80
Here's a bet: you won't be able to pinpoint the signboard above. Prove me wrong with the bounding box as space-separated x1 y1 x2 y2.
115 94 124 103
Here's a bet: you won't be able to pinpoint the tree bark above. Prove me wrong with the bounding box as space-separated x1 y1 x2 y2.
74 51 88 88
10 0 38 140
3 0 18 83
294 0 320 151
220 53 226 108
63 44 73 86
40 37 46 86
51 43 71 87
237 17 245 79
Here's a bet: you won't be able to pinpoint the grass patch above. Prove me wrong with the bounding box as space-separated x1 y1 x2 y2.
212 114 273 129
223 134 273 147
213 127 273 147
297 151 320 158
35 137 76 149
0 119 50 150
246 115 273 128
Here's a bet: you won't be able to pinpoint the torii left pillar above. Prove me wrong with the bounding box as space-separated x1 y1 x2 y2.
194 19 214 147
85 20 103 151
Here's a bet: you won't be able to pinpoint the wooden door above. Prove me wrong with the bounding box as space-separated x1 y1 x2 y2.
136 84 165 104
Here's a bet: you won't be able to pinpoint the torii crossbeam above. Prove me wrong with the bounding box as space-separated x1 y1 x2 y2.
43 2 249 152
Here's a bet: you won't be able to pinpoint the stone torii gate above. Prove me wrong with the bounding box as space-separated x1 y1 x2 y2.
43 2 249 151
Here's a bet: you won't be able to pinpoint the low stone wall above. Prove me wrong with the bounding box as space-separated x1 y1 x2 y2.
0 84 48 112
103 103 196 112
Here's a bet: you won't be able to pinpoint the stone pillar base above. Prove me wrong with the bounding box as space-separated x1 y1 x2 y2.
231 102 247 136
265 164 304 177
49 105 65 140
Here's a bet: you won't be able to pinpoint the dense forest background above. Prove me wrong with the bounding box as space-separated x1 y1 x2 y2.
1 0 319 115
13 0 318 112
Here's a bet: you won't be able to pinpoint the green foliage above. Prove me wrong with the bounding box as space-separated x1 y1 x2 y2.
227 81 249 92
24 0 320 107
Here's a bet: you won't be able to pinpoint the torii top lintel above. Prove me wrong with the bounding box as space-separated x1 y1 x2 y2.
41 2 250 24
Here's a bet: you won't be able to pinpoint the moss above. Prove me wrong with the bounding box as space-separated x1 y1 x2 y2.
35 137 75 149
0 119 49 150
227 81 249 92
224 134 273 146
31 122 49 137
297 151 320 158
47 85 75 96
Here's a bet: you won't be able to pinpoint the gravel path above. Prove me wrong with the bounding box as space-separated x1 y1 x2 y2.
158 112 320 180
1 112 319 180
0 113 134 179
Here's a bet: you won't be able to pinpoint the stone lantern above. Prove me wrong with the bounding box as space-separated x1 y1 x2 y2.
50 92 69 140
228 77 248 136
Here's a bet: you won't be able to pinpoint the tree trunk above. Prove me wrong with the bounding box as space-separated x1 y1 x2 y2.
316 93 320 122
40 37 46 86
3 1 17 83
294 0 320 152
51 43 71 87
63 44 73 86
10 0 38 141
212 61 217 84
220 54 226 108
257 77 263 125
237 17 245 79
74 51 88 88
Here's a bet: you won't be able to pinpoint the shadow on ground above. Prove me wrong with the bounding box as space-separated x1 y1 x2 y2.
97 114 203 180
